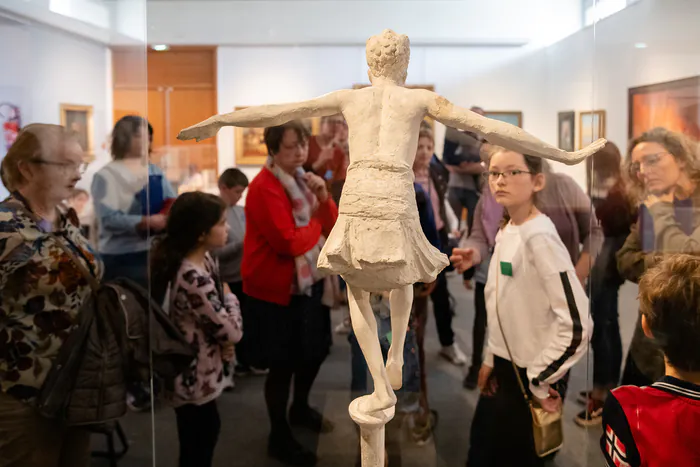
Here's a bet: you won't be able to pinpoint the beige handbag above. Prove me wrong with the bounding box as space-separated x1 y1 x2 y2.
494 253 564 458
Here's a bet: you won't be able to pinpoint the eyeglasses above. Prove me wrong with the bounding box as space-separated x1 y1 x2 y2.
629 152 669 175
30 158 88 174
482 170 532 181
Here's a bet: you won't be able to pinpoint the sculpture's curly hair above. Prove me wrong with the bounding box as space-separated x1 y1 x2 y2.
365 29 410 82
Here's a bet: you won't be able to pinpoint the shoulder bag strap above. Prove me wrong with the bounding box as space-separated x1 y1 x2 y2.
494 250 531 404
51 234 100 292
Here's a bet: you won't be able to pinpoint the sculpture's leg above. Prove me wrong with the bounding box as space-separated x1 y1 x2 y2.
386 284 413 390
347 284 397 413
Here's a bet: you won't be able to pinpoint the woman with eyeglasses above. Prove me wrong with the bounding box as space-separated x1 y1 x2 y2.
243 121 338 466
617 127 700 388
0 124 102 466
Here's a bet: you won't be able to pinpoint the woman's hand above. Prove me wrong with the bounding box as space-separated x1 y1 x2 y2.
138 213 167 232
644 188 674 208
304 172 329 202
312 147 335 172
450 247 481 273
534 387 563 414
477 364 497 396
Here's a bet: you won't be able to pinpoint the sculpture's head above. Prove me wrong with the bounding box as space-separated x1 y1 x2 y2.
366 29 410 85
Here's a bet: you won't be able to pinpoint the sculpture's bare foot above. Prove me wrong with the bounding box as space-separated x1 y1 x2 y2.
356 391 397 415
177 119 222 142
386 355 403 391
565 138 607 165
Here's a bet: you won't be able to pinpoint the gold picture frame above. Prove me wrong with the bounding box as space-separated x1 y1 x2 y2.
234 106 321 166
60 104 94 162
579 110 606 149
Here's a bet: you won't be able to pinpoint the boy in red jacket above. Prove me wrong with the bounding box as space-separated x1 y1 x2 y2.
601 253 700 467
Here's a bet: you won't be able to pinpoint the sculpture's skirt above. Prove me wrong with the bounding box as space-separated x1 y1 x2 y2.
318 159 449 292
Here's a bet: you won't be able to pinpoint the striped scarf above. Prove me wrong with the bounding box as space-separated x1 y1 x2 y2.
267 159 325 296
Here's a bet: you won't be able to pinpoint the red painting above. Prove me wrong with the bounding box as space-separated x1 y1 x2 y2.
629 76 700 140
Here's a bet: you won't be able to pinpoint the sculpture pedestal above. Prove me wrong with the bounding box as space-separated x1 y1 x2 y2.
349 398 395 467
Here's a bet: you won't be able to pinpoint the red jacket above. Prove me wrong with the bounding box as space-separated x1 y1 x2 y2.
601 376 700 467
242 167 338 306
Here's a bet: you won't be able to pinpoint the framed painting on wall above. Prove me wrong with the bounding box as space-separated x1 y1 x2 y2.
234 106 321 165
60 104 94 161
484 111 523 128
579 110 606 149
628 76 700 140
558 111 575 151
352 84 436 129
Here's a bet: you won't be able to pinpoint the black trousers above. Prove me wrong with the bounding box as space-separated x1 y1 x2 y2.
590 236 626 389
430 270 455 348
228 281 263 370
175 400 221 467
467 356 543 467
470 282 487 369
247 282 330 438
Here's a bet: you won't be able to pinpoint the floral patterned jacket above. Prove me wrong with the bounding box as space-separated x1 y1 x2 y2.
167 255 243 407
0 195 101 402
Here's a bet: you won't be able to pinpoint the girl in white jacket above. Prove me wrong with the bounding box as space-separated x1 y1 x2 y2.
452 147 591 467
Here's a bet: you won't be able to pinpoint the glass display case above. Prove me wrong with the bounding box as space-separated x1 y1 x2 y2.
0 0 698 466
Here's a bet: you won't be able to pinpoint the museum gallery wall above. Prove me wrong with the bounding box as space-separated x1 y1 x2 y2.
1 0 698 195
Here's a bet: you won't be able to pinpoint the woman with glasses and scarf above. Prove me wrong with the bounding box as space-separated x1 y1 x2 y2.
242 121 338 467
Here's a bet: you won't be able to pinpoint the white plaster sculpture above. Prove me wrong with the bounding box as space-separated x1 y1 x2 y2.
178 29 606 466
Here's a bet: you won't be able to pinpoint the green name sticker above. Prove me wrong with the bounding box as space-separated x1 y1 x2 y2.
500 261 513 277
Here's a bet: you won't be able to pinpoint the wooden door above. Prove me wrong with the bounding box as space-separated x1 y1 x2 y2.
112 47 218 186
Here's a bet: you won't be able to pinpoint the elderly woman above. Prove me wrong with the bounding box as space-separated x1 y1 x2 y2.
0 124 101 466
242 121 338 467
617 127 700 388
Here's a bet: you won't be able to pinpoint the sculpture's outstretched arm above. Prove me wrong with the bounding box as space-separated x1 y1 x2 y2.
177 90 351 142
423 91 606 165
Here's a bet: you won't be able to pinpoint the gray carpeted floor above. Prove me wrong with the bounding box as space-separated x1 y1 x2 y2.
92 275 641 467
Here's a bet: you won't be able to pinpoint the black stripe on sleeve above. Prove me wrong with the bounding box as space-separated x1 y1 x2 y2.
532 271 583 386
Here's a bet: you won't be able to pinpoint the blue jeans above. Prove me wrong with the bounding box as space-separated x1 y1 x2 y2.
348 313 420 402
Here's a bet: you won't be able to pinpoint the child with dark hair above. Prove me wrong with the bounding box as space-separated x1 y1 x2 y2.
601 253 700 467
151 191 243 467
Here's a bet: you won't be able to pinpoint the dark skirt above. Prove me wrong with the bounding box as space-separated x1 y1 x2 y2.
246 281 331 370
467 356 544 467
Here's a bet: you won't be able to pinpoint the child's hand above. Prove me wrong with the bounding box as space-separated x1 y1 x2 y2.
534 387 562 414
221 343 235 362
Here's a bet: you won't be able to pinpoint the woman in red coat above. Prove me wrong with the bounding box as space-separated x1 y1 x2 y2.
242 121 338 467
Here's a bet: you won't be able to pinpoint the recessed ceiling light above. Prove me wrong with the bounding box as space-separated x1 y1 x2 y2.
634 42 648 49
152 44 170 52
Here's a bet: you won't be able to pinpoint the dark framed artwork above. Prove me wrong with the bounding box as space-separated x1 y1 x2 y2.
60 104 94 160
558 111 575 151
484 111 523 128
628 76 700 140
579 110 606 149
